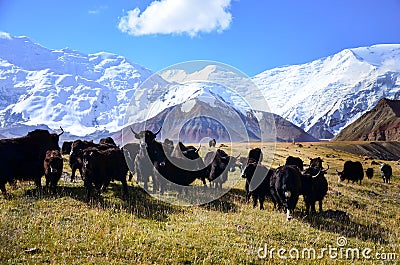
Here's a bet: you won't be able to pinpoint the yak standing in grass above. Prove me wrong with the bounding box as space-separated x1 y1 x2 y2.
69 140 117 182
380 164 392 183
44 150 63 194
366 168 374 179
270 165 302 220
204 149 239 189
337 161 364 184
0 128 63 197
131 128 202 194
82 146 129 201
134 144 157 192
242 148 263 202
122 143 140 180
241 161 274 210
69 140 96 182
301 160 329 215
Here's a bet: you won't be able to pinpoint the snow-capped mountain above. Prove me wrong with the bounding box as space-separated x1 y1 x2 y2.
1 32 399 141
159 46 400 139
0 33 162 136
253 44 400 138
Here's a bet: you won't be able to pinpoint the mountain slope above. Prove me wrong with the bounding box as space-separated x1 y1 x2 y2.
0 34 158 136
118 99 317 145
253 44 400 139
334 98 400 141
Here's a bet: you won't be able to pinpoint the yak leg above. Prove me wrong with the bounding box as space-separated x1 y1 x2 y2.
245 181 250 202
143 174 149 191
51 182 57 195
70 165 83 182
128 171 133 182
252 194 258 208
152 174 158 193
0 180 7 197
45 178 50 189
70 165 77 182
259 195 265 210
101 178 111 193
318 200 323 212
121 179 129 199
84 180 92 202
78 168 84 181
305 202 310 215
310 201 317 214
34 177 42 190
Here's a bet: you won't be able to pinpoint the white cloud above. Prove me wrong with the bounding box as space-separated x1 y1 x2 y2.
118 0 232 37
0 32 12 39
88 5 108 15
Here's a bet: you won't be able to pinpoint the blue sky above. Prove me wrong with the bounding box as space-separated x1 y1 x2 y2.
1 0 400 76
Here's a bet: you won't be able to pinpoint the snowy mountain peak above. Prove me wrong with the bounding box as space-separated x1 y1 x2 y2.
0 33 157 136
253 44 400 138
349 44 400 70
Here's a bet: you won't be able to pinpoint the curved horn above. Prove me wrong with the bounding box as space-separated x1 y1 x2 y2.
311 169 321 178
130 127 141 139
235 153 241 159
196 144 201 153
154 126 162 136
58 126 64 136
322 164 330 172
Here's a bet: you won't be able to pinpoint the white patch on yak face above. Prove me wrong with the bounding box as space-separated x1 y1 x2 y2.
50 167 57 173
284 191 291 198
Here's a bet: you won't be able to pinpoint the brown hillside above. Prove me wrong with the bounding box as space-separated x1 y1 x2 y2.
334 98 400 141
115 100 318 144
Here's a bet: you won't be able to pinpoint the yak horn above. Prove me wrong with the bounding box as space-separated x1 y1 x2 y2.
322 164 330 172
154 126 162 136
58 126 64 136
196 144 201 153
311 169 321 178
235 153 241 159
130 127 140 139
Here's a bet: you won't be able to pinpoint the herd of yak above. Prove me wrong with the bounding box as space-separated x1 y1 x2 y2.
0 127 394 220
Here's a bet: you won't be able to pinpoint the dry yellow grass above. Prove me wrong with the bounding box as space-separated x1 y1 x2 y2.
0 141 399 264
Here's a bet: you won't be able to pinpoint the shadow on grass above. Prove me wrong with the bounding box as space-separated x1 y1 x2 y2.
24 183 181 222
21 182 249 219
299 210 389 244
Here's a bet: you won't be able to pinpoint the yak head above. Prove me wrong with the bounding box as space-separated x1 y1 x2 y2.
336 169 345 182
132 127 166 167
44 150 62 174
131 127 161 146
309 157 323 169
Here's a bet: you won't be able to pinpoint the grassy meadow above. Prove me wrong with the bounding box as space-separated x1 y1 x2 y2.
0 141 399 264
